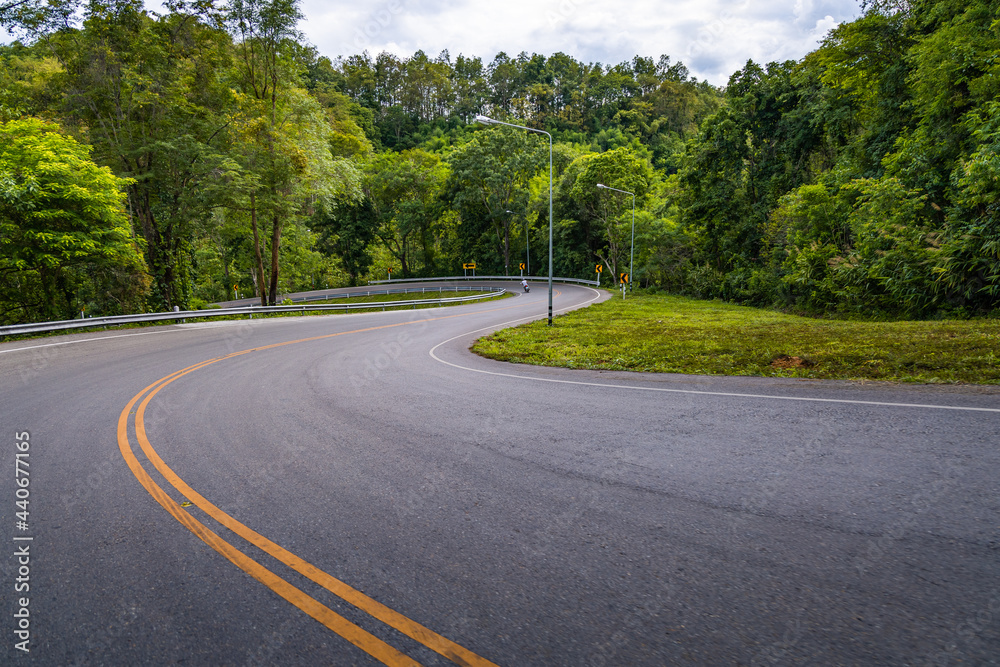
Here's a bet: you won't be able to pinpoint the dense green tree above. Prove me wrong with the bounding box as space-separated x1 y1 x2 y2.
35 0 235 309
937 100 1000 309
358 149 446 276
0 45 61 120
669 0 1000 316
312 198 376 286
556 147 653 280
446 126 547 275
0 117 148 323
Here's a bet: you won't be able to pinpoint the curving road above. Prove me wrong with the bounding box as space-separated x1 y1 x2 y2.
2 282 999 665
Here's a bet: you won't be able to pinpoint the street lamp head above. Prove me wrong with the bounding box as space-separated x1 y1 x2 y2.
475 114 497 125
596 183 607 189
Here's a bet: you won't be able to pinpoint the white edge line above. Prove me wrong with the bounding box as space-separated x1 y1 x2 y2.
0 328 192 354
428 288 1000 415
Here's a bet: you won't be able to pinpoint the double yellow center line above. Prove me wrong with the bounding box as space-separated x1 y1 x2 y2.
116 314 514 666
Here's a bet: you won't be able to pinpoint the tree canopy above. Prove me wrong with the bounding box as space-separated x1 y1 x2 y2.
0 117 147 321
1 0 997 322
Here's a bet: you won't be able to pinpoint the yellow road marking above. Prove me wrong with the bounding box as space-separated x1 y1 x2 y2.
118 374 420 666
116 303 539 666
133 374 498 666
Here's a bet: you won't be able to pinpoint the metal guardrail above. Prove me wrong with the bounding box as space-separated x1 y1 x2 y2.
368 275 600 287
0 288 506 339
282 285 504 303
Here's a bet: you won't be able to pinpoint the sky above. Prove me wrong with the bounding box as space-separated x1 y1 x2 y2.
301 0 862 84
2 0 863 85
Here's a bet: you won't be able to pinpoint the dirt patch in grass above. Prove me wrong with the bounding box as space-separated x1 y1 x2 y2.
770 355 815 369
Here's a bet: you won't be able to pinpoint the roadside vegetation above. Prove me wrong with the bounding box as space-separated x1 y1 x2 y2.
2 0 997 332
472 293 1000 384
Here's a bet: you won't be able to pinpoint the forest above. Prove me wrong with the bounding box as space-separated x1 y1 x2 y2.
0 0 997 323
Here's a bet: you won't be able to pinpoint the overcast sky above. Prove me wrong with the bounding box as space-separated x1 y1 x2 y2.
303 0 861 84
2 0 863 85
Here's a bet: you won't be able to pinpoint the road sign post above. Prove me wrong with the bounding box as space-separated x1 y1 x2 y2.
596 264 603 287
463 262 476 278
620 272 629 299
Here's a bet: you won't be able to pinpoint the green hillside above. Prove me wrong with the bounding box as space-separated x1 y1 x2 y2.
1 0 997 322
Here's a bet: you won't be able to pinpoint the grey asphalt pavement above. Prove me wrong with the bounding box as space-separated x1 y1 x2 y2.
1 282 998 665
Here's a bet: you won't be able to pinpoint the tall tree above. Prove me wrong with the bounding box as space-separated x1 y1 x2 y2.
452 54 487 123
558 147 653 279
224 84 357 303
312 198 376 286
45 1 234 309
226 0 312 305
361 149 446 276
0 117 148 322
446 125 546 275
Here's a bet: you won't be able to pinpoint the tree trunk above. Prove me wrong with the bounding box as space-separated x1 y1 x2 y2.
268 213 282 305
504 225 510 276
249 193 268 307
219 241 231 292
131 186 174 309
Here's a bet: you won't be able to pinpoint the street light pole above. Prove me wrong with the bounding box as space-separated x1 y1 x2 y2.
596 183 636 294
479 115 553 325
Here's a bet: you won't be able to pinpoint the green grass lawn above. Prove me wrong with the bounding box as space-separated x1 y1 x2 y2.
472 293 1000 384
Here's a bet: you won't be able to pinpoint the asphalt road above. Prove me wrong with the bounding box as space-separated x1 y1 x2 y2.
1 282 998 666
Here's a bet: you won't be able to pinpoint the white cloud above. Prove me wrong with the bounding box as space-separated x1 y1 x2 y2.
812 14 841 38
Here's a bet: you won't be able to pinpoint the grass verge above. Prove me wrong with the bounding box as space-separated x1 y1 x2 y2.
472 293 1000 384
